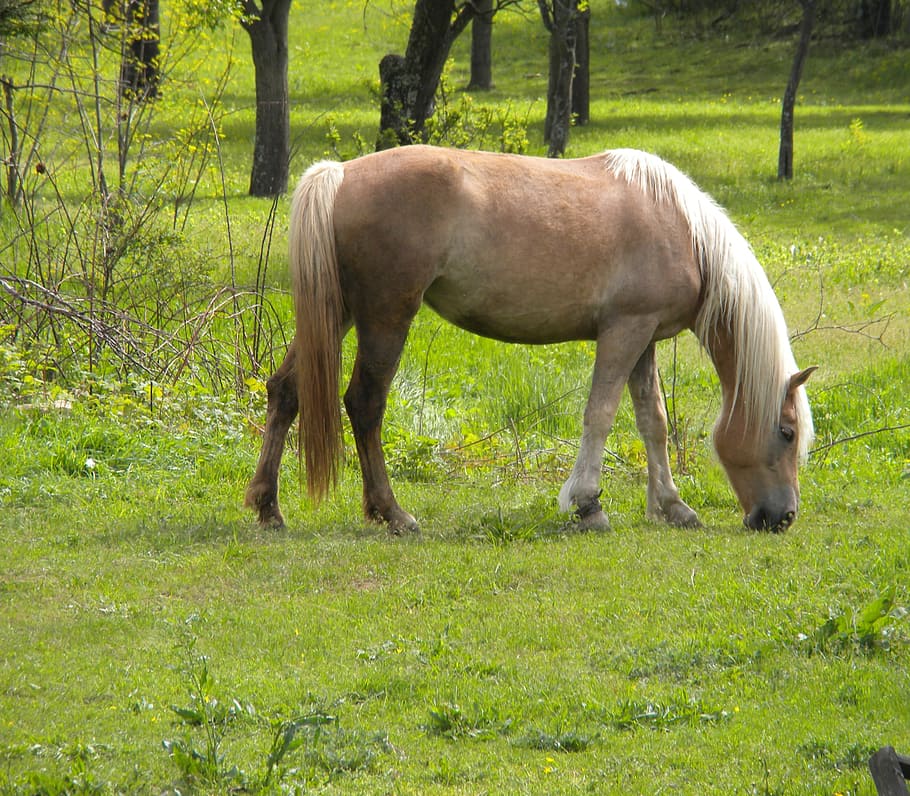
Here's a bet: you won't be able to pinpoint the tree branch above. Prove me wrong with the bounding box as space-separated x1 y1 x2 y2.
790 313 894 346
452 3 477 38
537 0 554 32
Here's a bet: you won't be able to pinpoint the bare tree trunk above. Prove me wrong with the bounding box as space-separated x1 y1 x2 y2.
572 3 590 127
540 0 577 158
778 0 815 180
468 0 494 91
377 0 474 149
1 77 19 204
242 0 291 196
377 54 411 150
859 0 892 37
119 0 159 101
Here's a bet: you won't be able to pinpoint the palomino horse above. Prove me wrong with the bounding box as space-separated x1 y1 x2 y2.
246 145 816 533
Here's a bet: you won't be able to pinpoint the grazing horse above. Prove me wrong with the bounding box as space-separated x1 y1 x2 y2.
246 145 816 533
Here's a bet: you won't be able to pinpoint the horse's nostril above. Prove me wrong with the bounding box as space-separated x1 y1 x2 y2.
745 507 767 530
773 510 796 533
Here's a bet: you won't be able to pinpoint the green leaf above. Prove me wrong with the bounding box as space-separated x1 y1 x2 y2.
170 705 204 725
855 587 895 642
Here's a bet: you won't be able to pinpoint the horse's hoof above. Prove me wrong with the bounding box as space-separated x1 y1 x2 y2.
367 504 420 535
648 500 701 528
576 509 611 532
245 483 285 528
572 492 610 532
667 505 702 528
259 510 286 529
388 513 420 536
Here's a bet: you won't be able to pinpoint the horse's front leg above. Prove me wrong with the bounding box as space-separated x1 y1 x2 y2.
628 343 701 528
245 344 298 527
344 324 419 535
559 323 656 531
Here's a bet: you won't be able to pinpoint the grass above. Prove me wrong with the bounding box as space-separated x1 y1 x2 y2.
1 1 909 793
2 439 907 793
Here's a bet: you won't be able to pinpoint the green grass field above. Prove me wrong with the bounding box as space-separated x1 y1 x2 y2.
1 1 908 793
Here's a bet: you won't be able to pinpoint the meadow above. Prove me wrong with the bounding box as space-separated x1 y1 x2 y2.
0 1 908 793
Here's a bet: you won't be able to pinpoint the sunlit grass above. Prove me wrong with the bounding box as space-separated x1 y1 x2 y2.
1 1 908 793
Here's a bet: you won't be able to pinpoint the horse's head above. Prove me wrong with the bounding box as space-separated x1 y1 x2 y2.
714 367 817 532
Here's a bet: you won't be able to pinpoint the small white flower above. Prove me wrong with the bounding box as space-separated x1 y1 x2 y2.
85 457 97 470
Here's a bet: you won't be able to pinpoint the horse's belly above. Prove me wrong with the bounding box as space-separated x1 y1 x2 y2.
423 277 599 344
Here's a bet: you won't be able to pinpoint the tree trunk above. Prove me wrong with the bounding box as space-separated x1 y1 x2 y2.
1 77 19 204
468 0 494 91
119 0 159 101
242 0 291 196
778 0 815 180
377 0 474 149
540 0 577 158
572 4 590 127
859 0 892 37
377 53 415 150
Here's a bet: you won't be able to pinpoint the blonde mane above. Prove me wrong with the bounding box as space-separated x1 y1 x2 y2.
603 149 813 460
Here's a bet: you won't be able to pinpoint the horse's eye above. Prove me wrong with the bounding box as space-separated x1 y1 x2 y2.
779 425 795 443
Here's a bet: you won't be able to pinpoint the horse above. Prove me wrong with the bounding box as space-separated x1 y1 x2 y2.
245 145 816 534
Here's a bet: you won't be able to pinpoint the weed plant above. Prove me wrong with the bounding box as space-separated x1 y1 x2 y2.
0 1 908 794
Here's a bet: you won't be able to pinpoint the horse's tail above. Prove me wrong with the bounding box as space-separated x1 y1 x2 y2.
288 160 346 502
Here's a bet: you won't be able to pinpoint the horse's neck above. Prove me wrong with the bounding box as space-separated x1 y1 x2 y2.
706 325 743 423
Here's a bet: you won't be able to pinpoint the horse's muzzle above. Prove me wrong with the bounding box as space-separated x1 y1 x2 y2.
744 505 797 533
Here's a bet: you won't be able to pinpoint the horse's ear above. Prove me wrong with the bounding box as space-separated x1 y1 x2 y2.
788 366 818 393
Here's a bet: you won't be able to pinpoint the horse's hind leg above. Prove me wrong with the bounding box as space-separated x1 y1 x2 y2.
628 344 701 528
245 344 298 527
344 321 420 535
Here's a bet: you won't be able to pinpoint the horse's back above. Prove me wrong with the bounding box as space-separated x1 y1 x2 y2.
332 146 701 344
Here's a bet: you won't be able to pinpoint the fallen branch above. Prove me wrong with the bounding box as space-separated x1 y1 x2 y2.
811 423 910 456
